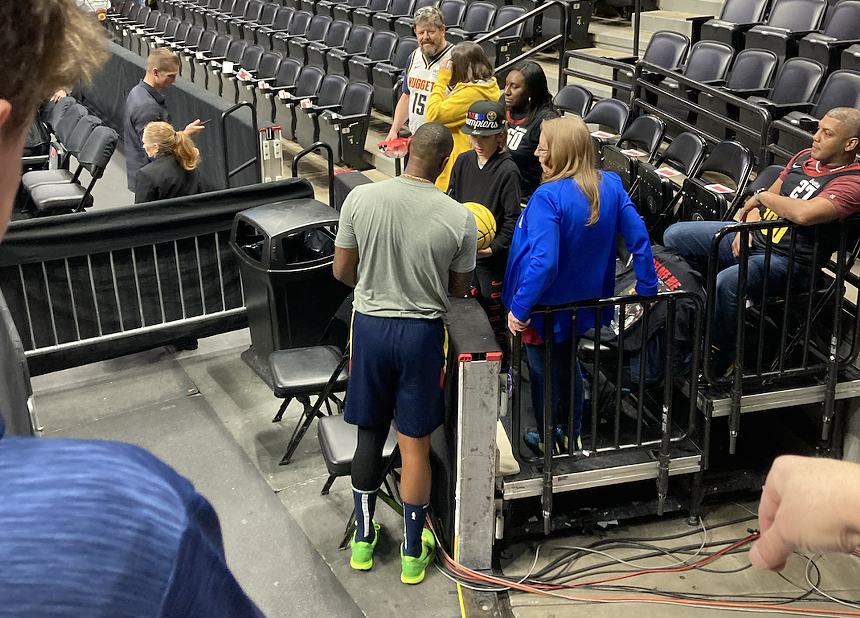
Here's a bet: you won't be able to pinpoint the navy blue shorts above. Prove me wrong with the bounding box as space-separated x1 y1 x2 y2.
345 312 448 438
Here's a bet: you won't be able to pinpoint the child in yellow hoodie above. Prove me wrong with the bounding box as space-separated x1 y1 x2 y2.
426 41 501 191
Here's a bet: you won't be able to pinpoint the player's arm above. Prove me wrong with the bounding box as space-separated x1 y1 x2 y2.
333 247 359 288
448 270 472 296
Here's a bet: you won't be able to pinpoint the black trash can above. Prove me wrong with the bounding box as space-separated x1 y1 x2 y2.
230 199 351 375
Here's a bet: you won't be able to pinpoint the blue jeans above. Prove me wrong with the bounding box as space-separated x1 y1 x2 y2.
663 221 797 363
525 339 583 440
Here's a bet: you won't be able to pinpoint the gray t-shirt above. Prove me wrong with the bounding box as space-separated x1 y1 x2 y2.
335 177 478 319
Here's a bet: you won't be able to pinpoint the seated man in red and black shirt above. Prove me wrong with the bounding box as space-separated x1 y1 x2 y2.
664 107 860 372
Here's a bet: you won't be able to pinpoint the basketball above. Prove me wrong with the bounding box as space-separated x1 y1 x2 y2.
462 201 497 251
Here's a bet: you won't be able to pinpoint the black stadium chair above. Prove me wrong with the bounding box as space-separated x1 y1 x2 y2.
318 81 374 168
328 0 368 22
225 44 265 103
256 6 297 49
210 38 248 98
287 14 337 62
277 64 326 140
678 140 754 222
347 30 398 83
613 30 690 94
187 30 221 89
296 73 349 149
478 5 527 67
228 0 263 36
371 36 419 115
843 43 860 71
241 2 280 44
583 98 630 160
699 0 770 52
22 116 102 191
271 10 313 52
174 25 205 79
323 25 375 76
445 1 495 45
239 49 283 109
352 0 390 26
743 0 828 64
259 57 302 123
372 0 415 32
600 115 666 192
553 84 593 118
799 0 860 75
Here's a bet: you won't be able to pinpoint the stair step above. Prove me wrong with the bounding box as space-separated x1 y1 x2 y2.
636 10 701 38
659 0 723 18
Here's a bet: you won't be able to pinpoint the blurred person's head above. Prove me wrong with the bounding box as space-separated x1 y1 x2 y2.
142 121 200 170
449 42 493 88
504 61 552 119
538 116 600 225
0 0 107 240
413 6 446 57
146 48 180 91
811 107 860 166
406 122 454 181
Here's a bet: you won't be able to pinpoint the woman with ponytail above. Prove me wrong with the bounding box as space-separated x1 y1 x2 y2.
502 116 658 455
135 121 203 203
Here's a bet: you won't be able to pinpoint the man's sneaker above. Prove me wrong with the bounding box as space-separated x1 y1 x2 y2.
524 430 544 456
401 528 436 584
350 520 380 571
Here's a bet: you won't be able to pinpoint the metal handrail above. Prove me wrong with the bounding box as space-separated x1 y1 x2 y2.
291 141 335 208
219 100 262 188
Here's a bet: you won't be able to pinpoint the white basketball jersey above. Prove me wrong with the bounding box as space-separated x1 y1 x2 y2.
405 43 453 132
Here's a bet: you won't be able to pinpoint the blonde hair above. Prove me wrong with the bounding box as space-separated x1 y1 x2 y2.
147 47 179 73
143 121 200 171
449 42 494 88
540 116 601 226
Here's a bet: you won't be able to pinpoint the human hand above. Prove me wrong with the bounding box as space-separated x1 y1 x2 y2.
740 195 763 222
476 247 493 259
50 89 68 102
440 58 453 72
749 455 860 571
507 311 531 334
732 231 742 258
184 119 205 137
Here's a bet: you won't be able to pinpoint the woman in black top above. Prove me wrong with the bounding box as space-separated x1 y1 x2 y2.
504 61 557 203
135 121 203 203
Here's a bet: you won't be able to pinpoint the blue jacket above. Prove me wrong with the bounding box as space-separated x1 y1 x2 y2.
502 171 658 342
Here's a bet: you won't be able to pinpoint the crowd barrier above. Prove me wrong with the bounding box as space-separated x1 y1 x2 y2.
0 178 314 376
77 40 272 190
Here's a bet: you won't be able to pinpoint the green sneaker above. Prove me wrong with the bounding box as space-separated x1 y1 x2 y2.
400 528 436 584
350 520 380 571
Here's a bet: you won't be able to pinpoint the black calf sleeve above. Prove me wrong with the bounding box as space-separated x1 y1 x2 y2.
351 424 391 491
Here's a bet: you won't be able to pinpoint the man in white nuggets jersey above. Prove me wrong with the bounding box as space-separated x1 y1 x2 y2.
385 6 453 141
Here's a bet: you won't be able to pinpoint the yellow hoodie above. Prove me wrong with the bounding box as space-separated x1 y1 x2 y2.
426 69 501 191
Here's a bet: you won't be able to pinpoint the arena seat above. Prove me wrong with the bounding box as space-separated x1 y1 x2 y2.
256 6 297 49
22 116 102 192
798 0 860 75
123 7 155 54
678 140 754 222
277 64 326 140
371 36 419 115
289 15 339 62
699 0 771 52
29 126 118 216
352 0 391 26
743 0 828 64
445 1 495 45
207 37 247 98
324 25 375 75
174 24 205 79
309 23 372 72
226 0 262 36
614 30 689 94
553 84 593 118
583 98 630 160
258 56 302 123
137 13 172 54
600 115 666 191
372 0 416 32
238 49 283 109
225 44 265 103
163 19 192 53
185 29 219 88
240 2 279 43
346 30 398 83
842 43 860 71
295 74 349 149
478 5 526 67
271 10 313 52
318 81 374 168
395 0 462 38
319 0 363 21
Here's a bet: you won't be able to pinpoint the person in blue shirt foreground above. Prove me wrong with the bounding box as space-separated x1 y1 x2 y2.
502 115 659 455
0 2 262 616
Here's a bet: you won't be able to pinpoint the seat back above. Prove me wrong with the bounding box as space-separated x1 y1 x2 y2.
288 10 313 35
241 45 266 72
340 81 373 115
324 19 351 46
259 2 280 25
295 65 325 97
65 115 103 159
583 98 630 134
199 30 220 54
78 126 118 179
226 39 248 63
317 74 349 107
164 17 181 39
367 0 391 12
48 97 75 133
768 56 825 104
366 30 398 61
55 104 88 145
812 69 860 117
273 6 296 29
823 0 860 39
439 0 467 27
658 131 707 175
720 0 769 23
491 5 526 38
344 25 374 54
391 36 419 67
698 140 754 184
766 0 827 31
275 57 302 85
460 1 495 33
306 14 333 41
387 0 415 17
231 0 251 18
175 21 193 43
136 6 152 26
258 50 283 79
682 40 734 82
679 140 753 221
642 30 690 69
617 114 665 158
154 13 171 32
553 84 593 117
726 48 778 90
245 1 264 22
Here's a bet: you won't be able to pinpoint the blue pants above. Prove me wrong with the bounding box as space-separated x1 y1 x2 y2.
663 221 798 363
525 339 583 440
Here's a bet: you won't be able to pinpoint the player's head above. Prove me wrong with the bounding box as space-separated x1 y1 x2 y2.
407 122 454 180
0 0 107 241
449 42 494 88
413 6 446 57
146 48 180 91
504 61 552 117
813 107 860 166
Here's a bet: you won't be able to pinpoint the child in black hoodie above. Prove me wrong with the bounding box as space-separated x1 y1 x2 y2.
449 99 522 355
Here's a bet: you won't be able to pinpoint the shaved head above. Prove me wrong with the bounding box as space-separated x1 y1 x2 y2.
408 122 454 167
